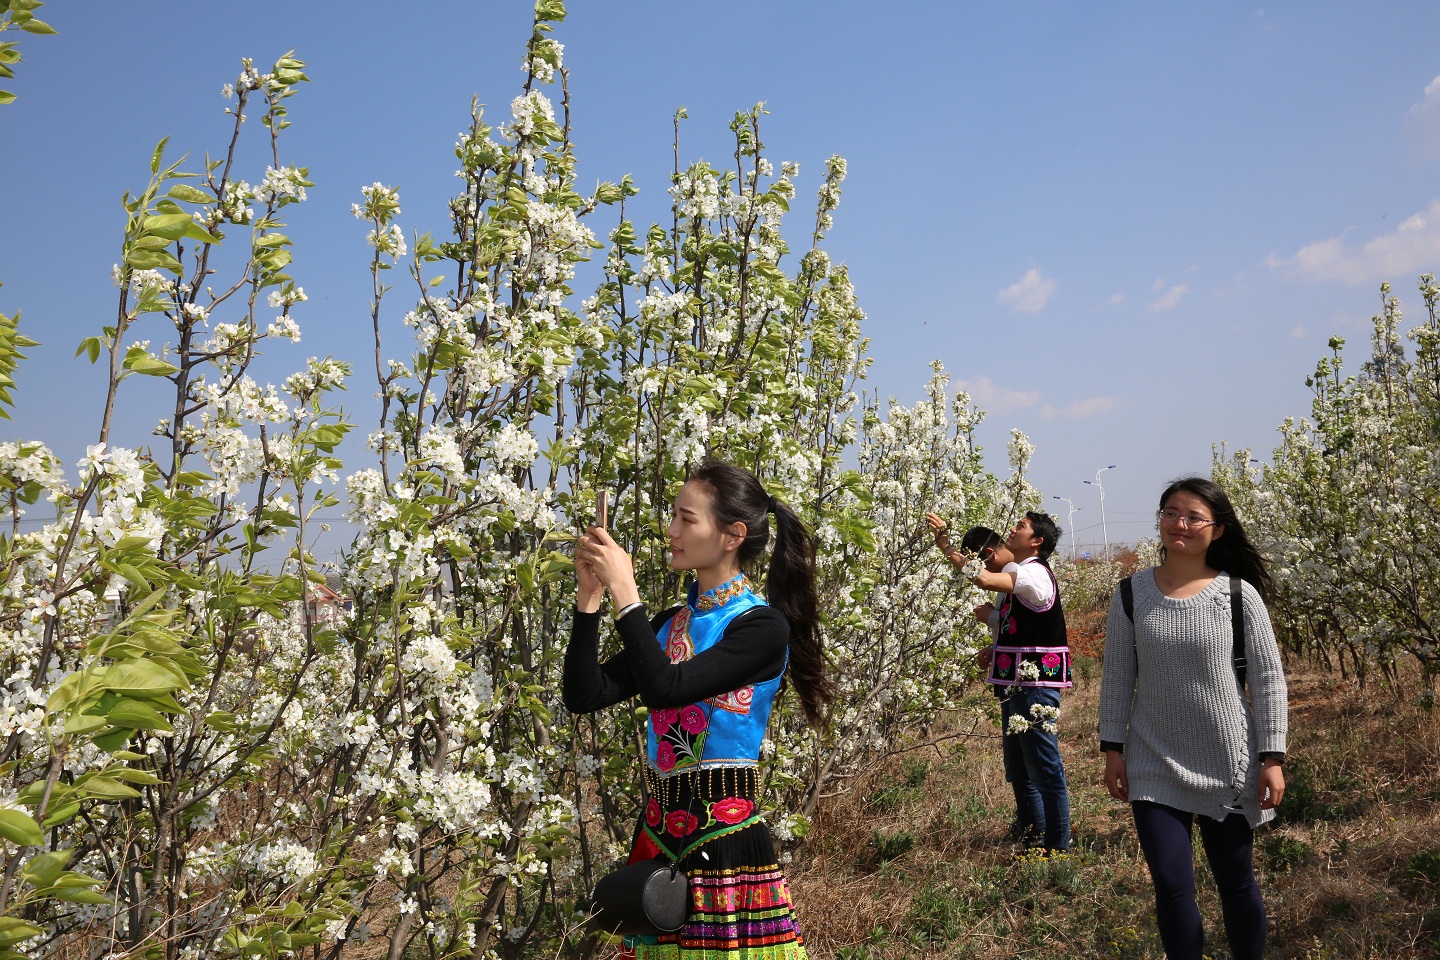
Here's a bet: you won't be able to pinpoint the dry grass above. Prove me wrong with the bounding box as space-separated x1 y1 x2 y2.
786 656 1440 960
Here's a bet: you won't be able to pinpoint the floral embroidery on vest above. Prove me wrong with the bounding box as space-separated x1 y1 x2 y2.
651 703 709 772
665 607 694 662
709 685 754 715
695 575 752 611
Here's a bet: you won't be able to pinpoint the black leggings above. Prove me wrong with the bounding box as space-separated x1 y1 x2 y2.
1132 800 1267 960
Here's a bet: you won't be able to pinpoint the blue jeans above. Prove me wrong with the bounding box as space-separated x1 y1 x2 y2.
1000 686 1071 852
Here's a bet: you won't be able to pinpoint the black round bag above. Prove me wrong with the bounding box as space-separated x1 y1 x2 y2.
588 858 689 936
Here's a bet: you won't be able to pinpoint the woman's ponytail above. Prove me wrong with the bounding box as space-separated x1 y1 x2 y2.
767 498 830 728
687 458 832 727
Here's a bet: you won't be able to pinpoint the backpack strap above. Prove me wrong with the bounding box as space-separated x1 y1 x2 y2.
1119 576 1137 677
1231 575 1247 690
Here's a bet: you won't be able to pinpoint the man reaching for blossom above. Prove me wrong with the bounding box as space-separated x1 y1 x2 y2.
926 511 1073 854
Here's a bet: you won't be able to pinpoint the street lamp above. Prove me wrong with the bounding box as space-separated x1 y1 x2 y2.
1083 465 1116 559
1051 496 1081 558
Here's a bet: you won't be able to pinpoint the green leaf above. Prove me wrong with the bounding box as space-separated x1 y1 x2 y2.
18 18 56 34
90 730 130 754
121 349 179 378
150 138 169 175
52 872 104 890
97 659 188 695
39 801 80 829
62 713 106 735
105 767 162 786
167 184 213 204
307 423 348 451
112 563 151 589
122 247 181 274
0 809 43 847
0 91 16 106
20 849 72 887
0 918 43 946
43 887 109 905
73 776 141 801
75 336 102 364
105 699 173 732
142 213 196 240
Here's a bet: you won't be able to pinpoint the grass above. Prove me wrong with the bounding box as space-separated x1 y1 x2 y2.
786 658 1440 959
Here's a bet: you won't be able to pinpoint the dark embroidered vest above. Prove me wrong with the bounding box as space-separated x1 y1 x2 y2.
987 558 1072 689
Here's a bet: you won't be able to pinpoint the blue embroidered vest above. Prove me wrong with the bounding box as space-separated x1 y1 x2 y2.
646 575 782 775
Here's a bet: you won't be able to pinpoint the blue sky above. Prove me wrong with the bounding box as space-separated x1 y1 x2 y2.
4 2 1440 553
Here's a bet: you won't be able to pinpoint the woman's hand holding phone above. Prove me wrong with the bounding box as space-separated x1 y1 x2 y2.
575 491 641 613
575 491 608 612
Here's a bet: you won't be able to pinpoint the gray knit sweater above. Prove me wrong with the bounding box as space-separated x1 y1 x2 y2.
1098 569 1288 827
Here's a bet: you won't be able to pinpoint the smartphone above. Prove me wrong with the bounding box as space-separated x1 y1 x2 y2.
595 490 608 529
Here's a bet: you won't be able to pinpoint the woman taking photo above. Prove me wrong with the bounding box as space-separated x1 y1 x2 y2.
1099 477 1288 960
564 457 827 959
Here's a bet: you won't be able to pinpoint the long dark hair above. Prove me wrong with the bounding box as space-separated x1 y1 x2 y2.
1159 476 1274 601
688 457 831 727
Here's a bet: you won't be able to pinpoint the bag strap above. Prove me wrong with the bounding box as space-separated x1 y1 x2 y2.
1231 575 1247 691
1119 576 1138 678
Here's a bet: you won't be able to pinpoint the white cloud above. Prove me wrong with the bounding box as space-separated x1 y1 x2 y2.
996 268 1056 314
955 375 1120 422
1406 76 1440 163
1148 283 1190 312
954 375 1041 415
1266 200 1440 284
1040 396 1124 421
1108 292 1127 306
1290 323 1307 339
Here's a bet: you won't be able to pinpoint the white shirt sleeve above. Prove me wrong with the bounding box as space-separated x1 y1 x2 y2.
1009 559 1055 610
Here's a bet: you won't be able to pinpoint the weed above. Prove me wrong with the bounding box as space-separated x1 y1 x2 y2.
1006 847 1085 897
865 757 931 812
1281 758 1364 824
836 938 884 960
1301 936 1345 960
1102 924 1157 960
944 793 990 833
1259 833 1315 872
1400 847 1440 894
1422 906 1440 947
905 881 969 945
863 829 916 868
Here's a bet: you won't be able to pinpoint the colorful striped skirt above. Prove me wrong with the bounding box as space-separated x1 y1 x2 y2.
620 766 807 960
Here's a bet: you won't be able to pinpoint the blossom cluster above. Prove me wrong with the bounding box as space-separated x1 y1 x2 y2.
1006 702 1061 736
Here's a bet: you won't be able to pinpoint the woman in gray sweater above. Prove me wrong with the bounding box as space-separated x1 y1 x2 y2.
1099 477 1287 960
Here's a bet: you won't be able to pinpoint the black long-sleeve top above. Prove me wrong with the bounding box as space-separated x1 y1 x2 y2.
562 604 789 714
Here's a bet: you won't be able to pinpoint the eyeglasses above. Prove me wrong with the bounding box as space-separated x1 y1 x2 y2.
1156 508 1218 529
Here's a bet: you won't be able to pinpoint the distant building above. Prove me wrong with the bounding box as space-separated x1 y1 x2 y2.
305 574 353 625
